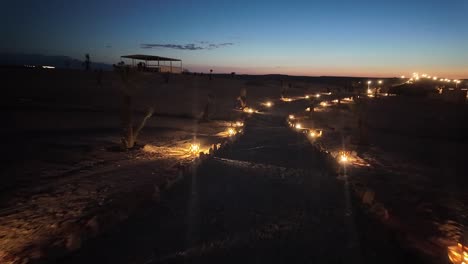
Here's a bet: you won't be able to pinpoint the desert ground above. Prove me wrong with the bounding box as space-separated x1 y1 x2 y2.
0 68 466 263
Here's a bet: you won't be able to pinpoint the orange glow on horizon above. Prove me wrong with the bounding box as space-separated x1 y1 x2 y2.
186 64 467 79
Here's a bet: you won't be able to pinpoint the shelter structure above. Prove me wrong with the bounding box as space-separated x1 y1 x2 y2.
120 54 182 73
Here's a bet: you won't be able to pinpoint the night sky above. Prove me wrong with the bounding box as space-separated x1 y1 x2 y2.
1 0 467 77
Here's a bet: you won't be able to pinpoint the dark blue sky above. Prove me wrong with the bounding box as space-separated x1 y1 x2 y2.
2 0 467 77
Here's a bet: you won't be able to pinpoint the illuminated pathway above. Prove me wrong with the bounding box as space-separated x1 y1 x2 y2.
59 109 422 264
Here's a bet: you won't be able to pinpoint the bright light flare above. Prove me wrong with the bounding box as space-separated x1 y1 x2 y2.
309 130 322 138
448 243 468 264
234 121 244 127
305 95 310 99
316 93 321 98
378 80 383 84
289 115 295 120
189 143 200 154
295 123 302 129
339 152 349 163
320 101 329 107
243 107 255 113
228 128 236 137
265 101 273 107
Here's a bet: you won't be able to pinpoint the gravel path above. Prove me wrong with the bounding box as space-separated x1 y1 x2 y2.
59 111 422 264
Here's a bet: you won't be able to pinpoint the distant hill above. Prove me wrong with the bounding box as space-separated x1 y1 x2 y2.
0 53 113 70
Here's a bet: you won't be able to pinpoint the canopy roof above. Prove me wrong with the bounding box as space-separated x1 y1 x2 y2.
121 54 181 61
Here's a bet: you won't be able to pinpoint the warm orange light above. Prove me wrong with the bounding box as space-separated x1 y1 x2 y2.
235 121 244 127
189 143 200 153
338 151 349 163
295 123 302 129
228 128 236 136
289 114 295 119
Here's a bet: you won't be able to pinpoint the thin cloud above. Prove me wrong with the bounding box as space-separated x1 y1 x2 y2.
140 42 234 50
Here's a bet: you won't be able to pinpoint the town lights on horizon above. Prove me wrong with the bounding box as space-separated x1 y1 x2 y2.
305 95 310 99
378 80 383 84
401 75 405 78
316 93 321 98
265 101 273 107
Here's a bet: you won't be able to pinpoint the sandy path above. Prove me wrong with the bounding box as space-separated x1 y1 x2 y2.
58 109 422 264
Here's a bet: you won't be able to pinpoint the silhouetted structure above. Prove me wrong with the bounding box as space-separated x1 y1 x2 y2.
120 54 182 73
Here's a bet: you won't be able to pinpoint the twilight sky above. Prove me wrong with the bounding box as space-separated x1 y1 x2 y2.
1 0 467 77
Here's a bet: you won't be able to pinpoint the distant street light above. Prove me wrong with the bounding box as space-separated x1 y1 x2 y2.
367 81 372 93
378 80 383 85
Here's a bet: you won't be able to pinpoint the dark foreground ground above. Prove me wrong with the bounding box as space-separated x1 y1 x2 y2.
57 109 422 264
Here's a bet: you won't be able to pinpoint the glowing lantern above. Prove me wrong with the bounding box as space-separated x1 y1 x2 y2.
243 107 255 113
338 151 349 163
189 143 200 154
309 130 322 138
448 243 468 264
235 121 244 127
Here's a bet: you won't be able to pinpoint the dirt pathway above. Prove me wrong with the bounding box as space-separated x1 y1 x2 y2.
58 111 422 264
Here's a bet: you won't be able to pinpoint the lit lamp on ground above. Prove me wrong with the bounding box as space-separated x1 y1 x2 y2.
189 143 200 154
338 151 349 164
228 128 236 137
309 130 322 138
447 243 468 264
243 107 255 114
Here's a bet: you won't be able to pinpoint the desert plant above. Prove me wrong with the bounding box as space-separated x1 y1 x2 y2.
84 54 91 71
200 93 214 121
116 66 156 149
237 87 247 109
352 95 369 145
